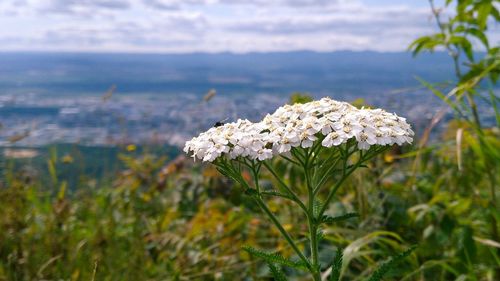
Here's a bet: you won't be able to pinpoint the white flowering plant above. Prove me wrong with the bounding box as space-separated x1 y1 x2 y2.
184 97 415 280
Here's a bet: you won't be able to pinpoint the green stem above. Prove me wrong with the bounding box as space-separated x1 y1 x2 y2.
304 148 321 280
242 162 313 272
318 157 363 217
291 148 306 166
262 161 308 214
316 146 387 217
221 145 387 281
309 137 325 167
308 212 321 280
313 157 341 195
250 161 262 193
428 0 461 77
466 93 482 129
280 154 301 166
252 195 312 271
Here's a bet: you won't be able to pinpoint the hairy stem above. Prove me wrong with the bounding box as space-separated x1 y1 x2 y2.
262 161 308 215
304 151 321 278
252 195 312 271
318 159 359 217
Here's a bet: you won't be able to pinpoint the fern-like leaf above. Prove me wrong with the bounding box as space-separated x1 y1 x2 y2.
321 213 359 224
261 190 294 200
244 188 259 196
216 166 230 178
366 245 417 281
267 262 287 281
243 246 308 269
316 228 324 243
329 247 343 281
313 199 323 219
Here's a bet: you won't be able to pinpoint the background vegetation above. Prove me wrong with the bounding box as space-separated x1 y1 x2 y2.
1 0 499 280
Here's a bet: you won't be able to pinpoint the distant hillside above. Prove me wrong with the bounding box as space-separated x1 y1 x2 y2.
0 51 456 97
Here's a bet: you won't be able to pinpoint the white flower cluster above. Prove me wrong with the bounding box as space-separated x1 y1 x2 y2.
184 98 414 162
183 119 272 162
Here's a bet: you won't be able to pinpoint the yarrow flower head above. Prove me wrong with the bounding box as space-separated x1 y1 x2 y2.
184 97 414 162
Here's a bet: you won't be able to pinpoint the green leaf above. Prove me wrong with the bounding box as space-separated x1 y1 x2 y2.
57 181 67 200
491 5 500 21
47 158 58 184
416 77 461 114
329 247 343 281
449 36 473 61
316 228 325 243
409 34 445 56
457 0 474 15
321 212 359 224
489 89 500 127
366 245 417 281
466 28 489 49
476 1 492 30
408 36 432 56
216 166 230 178
454 25 465 33
267 262 287 281
244 188 259 196
261 190 294 200
457 226 477 265
243 246 308 270
313 199 323 219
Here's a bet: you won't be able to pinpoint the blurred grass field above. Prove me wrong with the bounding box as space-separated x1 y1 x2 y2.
0 96 498 280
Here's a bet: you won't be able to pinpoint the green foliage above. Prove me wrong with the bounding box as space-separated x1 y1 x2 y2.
329 248 343 281
313 199 324 219
289 92 313 104
0 153 265 280
321 213 359 224
267 262 288 281
406 1 500 279
243 246 308 270
261 189 295 201
366 246 417 281
409 0 499 83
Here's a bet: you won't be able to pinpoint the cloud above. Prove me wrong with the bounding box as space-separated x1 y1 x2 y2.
0 0 29 15
0 0 130 16
222 5 431 37
142 0 222 11
142 0 344 10
142 0 182 10
39 0 131 14
0 12 209 52
2 0 493 53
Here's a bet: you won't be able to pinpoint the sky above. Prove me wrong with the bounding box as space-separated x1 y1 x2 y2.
0 0 492 53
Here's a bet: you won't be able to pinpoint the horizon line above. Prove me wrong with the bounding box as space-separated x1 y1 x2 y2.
0 49 436 56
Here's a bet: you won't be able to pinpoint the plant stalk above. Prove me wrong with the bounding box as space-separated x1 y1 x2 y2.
305 148 322 281
252 195 313 271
